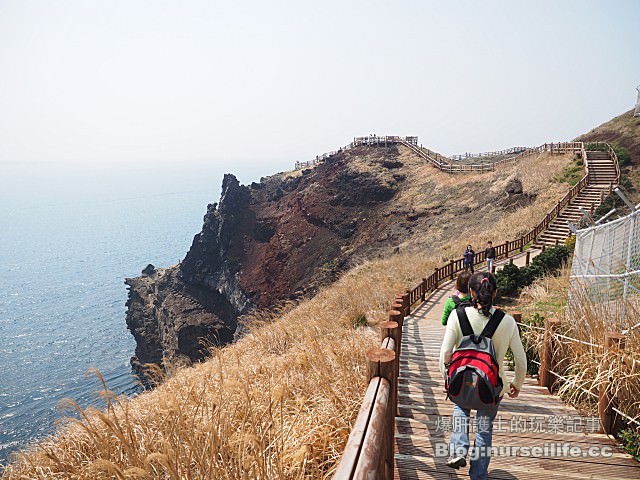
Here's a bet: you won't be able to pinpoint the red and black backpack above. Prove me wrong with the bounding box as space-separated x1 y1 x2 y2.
446 306 505 409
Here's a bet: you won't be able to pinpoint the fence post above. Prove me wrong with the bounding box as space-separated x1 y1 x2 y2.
519 238 524 253
542 244 546 253
512 311 522 335
525 251 530 266
598 332 626 435
540 318 561 391
449 260 454 280
366 346 396 480
401 292 410 317
421 278 428 301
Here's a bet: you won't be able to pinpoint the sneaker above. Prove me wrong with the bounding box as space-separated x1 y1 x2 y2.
446 455 467 469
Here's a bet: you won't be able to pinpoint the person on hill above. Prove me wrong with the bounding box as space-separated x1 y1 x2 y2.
463 245 476 273
485 241 496 273
439 272 527 479
441 271 472 325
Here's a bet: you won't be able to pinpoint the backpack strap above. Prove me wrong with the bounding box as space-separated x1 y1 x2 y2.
452 295 461 306
455 306 474 337
480 309 506 338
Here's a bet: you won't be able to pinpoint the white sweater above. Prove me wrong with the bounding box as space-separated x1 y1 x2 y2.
439 306 527 396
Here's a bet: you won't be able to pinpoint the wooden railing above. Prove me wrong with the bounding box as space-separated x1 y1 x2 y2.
402 141 584 173
294 136 419 170
295 149 344 170
333 311 403 480
333 141 621 479
352 135 418 147
450 146 529 161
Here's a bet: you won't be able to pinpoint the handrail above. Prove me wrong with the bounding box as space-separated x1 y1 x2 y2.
333 321 401 479
333 141 623 477
450 146 529 161
402 141 583 174
295 136 418 170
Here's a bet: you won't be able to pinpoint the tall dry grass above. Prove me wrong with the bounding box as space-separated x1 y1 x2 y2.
518 269 640 425
2 150 578 479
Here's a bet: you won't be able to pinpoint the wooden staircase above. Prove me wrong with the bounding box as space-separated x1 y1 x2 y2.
533 150 617 247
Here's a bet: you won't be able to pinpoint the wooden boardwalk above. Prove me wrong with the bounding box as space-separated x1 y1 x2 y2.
394 257 640 479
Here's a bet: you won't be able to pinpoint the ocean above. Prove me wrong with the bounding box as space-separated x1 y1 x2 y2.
0 160 249 465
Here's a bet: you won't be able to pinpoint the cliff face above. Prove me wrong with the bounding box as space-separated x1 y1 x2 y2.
125 147 406 369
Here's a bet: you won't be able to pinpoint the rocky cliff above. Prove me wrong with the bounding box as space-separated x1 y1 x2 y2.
125 146 409 370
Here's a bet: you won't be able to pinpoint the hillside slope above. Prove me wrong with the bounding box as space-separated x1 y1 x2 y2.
126 145 574 370
576 109 640 200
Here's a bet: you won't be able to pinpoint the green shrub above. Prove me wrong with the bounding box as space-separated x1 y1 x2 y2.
614 146 631 168
496 246 570 297
351 313 368 328
531 245 570 273
618 428 640 461
496 262 522 297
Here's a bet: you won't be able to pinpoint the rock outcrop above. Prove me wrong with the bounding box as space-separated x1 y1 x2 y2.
125 148 406 370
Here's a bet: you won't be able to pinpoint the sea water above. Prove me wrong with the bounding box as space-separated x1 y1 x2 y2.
0 160 242 464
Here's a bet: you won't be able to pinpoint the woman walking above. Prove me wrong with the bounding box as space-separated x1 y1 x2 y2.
439 272 527 479
441 271 472 325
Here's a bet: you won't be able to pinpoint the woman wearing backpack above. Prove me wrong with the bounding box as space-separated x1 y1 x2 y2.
438 272 527 479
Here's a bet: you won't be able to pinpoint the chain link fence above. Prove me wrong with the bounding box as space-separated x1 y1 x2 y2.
570 208 640 328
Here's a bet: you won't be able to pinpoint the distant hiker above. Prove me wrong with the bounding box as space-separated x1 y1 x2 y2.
441 271 472 326
439 272 526 479
485 241 496 273
463 245 475 273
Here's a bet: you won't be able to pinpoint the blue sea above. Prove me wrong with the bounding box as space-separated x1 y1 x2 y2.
0 160 268 465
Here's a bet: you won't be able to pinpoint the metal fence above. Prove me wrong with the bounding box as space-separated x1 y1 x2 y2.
570 208 640 326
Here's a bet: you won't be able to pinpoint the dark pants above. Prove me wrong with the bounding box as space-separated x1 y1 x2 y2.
465 262 474 273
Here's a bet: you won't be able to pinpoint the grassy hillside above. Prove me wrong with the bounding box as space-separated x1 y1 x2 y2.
1 150 576 479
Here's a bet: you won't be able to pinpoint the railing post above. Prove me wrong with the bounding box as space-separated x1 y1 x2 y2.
525 250 530 266
401 292 410 317
449 260 454 280
540 318 561 391
420 278 427 301
598 332 626 435
519 238 524 253
512 311 522 335
365 346 396 480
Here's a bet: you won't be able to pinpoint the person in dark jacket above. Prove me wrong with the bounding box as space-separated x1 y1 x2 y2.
463 245 475 273
485 241 496 273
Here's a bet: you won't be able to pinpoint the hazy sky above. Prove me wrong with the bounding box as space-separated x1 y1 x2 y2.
1 0 639 175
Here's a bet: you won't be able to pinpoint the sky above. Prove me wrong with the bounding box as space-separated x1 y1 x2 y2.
0 0 639 180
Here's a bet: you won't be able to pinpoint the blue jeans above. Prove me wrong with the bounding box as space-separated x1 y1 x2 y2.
450 403 500 480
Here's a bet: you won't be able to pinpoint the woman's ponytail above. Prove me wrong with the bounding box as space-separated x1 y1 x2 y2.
468 272 497 317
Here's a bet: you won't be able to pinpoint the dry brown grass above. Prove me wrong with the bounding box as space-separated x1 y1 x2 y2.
1 150 580 480
516 268 640 424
